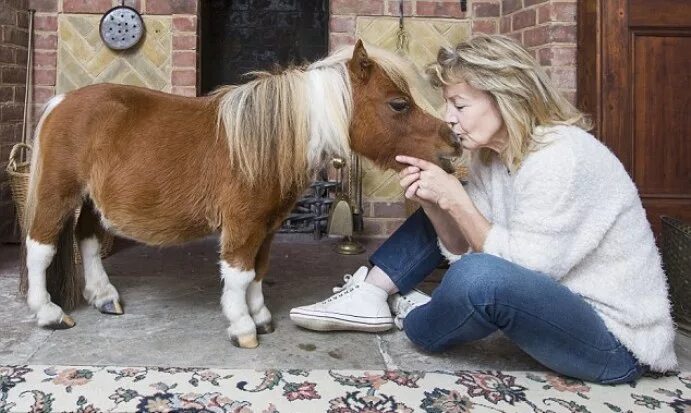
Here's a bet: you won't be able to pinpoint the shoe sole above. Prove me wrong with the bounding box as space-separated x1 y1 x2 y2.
290 311 393 332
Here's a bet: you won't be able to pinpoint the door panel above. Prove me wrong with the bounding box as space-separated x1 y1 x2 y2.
579 0 691 237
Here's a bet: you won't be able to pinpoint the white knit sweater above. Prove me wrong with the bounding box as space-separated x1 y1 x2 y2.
438 125 678 372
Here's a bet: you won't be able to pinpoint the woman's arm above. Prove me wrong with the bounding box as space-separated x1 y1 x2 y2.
396 155 491 254
422 192 490 254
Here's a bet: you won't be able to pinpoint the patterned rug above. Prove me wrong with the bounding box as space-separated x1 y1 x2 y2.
0 365 689 412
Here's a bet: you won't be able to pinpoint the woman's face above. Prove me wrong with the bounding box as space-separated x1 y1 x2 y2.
443 82 507 153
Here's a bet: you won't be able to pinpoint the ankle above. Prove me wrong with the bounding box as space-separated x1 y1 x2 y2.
364 266 398 295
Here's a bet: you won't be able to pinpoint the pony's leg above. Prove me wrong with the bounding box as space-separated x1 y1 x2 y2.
219 228 265 349
25 238 70 328
248 233 274 334
75 199 123 315
26 195 80 329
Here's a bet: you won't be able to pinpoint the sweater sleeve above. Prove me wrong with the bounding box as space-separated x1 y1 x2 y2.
438 161 492 264
482 141 607 280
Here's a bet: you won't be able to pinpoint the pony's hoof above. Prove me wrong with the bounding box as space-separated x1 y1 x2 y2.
230 334 259 349
47 315 76 330
256 322 275 335
98 300 123 315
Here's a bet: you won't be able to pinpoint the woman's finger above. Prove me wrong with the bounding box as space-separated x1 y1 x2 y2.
399 172 420 190
398 166 420 179
395 155 436 171
405 180 420 200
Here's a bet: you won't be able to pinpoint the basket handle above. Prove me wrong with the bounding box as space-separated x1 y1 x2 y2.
7 143 32 172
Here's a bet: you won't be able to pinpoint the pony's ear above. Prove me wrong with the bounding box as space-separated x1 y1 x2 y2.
348 39 372 83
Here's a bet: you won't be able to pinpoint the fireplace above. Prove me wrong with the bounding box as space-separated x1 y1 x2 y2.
200 0 329 93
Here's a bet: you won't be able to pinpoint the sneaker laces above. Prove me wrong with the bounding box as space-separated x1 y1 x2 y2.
315 266 370 305
331 266 369 294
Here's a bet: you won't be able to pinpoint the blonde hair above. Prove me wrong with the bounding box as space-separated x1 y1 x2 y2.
426 34 591 170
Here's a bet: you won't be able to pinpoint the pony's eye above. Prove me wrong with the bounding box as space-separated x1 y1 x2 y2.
388 98 410 113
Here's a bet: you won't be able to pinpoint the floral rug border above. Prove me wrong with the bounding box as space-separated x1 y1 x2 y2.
1 365 689 412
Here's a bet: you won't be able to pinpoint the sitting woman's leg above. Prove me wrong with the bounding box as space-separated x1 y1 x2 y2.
404 253 645 384
369 207 445 293
289 207 444 331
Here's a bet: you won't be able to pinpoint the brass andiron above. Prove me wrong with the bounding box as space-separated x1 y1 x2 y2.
327 157 365 255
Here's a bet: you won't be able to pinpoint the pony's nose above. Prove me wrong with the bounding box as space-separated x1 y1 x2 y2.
440 125 461 152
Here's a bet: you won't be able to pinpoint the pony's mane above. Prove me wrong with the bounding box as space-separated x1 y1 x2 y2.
216 42 435 196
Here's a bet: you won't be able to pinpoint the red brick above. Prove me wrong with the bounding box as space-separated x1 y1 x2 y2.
538 46 575 66
17 11 29 28
172 69 195 86
28 0 58 13
120 0 142 10
173 15 197 32
500 15 511 33
386 1 412 16
146 0 197 15
372 201 406 218
171 86 196 97
0 87 13 102
33 14 58 31
385 218 406 234
502 0 521 15
512 8 536 30
472 19 498 34
561 90 576 105
525 0 549 6
547 66 576 89
33 68 55 85
0 104 23 122
1 66 25 84
34 33 57 50
361 217 383 237
550 24 576 43
0 46 14 64
12 86 25 103
33 86 54 103
523 25 549 47
16 48 28 65
0 7 17 26
172 50 196 67
358 0 384 15
172 35 196 50
329 33 355 51
508 32 522 44
473 1 500 18
416 1 464 17
330 0 358 14
329 15 355 34
33 50 56 67
2 27 29 47
63 0 112 13
538 2 577 23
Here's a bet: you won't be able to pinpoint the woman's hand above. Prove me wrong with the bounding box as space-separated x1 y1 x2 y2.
396 155 468 212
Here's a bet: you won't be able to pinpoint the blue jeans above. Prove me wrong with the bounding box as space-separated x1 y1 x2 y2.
370 208 646 384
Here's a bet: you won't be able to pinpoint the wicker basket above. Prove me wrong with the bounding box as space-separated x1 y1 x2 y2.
6 143 114 261
661 216 691 335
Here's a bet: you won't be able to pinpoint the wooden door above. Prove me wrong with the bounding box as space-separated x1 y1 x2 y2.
578 0 691 237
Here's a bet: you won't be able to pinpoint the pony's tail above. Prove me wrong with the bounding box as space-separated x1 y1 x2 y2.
20 95 82 311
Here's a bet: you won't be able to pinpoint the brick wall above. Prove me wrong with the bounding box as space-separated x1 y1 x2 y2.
330 0 501 50
330 0 577 237
500 0 577 103
28 0 198 116
0 0 29 241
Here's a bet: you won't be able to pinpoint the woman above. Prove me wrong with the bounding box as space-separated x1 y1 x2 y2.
290 34 677 383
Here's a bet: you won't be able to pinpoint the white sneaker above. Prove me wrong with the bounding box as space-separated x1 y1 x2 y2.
388 288 431 330
290 266 394 332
